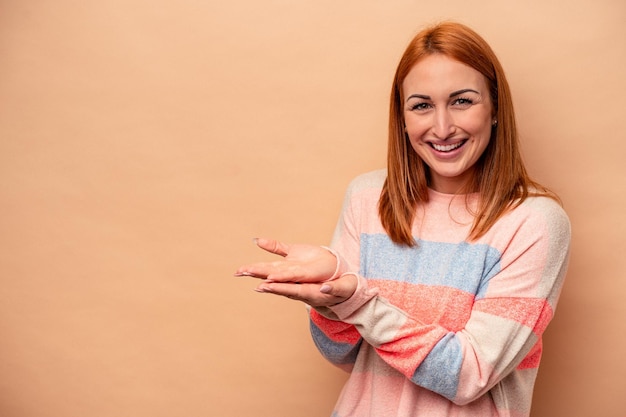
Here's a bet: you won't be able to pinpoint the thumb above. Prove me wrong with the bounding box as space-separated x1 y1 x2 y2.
254 237 290 257
319 274 357 299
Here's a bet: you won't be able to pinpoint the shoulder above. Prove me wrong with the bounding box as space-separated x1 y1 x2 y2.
345 168 387 195
518 196 570 230
501 195 571 244
337 169 387 218
477 196 571 269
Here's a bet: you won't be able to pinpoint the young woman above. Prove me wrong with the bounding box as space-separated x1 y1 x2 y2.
235 21 571 417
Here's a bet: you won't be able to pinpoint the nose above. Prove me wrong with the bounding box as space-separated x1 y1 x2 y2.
432 108 455 139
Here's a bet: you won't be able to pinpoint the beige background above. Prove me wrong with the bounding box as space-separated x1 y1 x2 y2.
1 0 624 416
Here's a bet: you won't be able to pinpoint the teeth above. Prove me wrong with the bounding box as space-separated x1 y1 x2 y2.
432 141 463 152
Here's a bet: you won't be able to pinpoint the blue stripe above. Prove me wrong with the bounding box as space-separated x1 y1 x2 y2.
310 320 362 365
411 333 462 400
360 234 501 297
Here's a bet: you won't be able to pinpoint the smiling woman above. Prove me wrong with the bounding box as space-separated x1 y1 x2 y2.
402 54 494 194
236 21 571 417
379 22 560 247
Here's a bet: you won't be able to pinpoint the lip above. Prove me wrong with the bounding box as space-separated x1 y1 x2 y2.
427 139 468 158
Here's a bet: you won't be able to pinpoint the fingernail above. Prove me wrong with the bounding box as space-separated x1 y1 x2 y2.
320 284 331 294
252 237 259 245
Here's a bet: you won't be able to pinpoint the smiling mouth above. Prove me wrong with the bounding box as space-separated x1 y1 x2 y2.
430 140 466 152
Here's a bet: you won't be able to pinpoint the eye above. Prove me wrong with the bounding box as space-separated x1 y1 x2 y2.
452 97 473 107
410 102 432 111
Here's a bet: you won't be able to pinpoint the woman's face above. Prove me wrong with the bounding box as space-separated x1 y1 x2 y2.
402 54 494 194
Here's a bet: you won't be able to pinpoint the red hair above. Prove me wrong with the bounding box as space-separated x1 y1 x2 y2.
379 22 558 246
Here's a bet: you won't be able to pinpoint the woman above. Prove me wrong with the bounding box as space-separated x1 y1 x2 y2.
235 22 570 417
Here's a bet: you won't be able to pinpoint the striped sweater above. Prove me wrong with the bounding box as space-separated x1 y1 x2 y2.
311 169 571 417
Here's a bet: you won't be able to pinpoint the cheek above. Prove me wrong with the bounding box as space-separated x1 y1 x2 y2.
457 111 491 135
407 135 430 159
404 119 429 141
476 120 493 137
405 130 427 152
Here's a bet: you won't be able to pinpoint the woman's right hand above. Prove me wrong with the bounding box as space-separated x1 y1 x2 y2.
234 238 339 283
234 237 358 306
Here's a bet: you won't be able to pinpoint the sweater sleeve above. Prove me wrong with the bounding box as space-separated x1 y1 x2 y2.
307 174 373 370
319 195 571 405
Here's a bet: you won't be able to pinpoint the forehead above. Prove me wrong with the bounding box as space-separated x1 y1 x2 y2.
402 54 488 95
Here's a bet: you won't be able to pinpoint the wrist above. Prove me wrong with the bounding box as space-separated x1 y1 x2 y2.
320 246 345 281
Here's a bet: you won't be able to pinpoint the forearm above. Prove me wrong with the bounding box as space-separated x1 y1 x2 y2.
309 308 362 370
323 276 557 404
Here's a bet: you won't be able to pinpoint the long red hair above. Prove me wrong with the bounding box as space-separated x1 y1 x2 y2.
379 22 558 246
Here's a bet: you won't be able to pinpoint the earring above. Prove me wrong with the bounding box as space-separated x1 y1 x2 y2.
492 119 498 126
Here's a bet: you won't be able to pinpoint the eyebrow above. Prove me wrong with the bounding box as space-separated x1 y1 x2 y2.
406 89 481 102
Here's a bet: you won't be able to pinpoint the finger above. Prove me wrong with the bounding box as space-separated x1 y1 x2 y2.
254 238 290 257
235 259 307 279
234 261 279 279
319 274 358 299
265 263 310 282
235 260 298 281
256 282 343 306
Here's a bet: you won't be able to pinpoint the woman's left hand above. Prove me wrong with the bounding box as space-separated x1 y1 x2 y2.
254 274 357 307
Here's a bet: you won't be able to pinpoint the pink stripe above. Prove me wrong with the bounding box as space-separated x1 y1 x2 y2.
310 309 361 344
378 323 447 377
371 280 475 331
473 298 552 333
517 339 543 370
